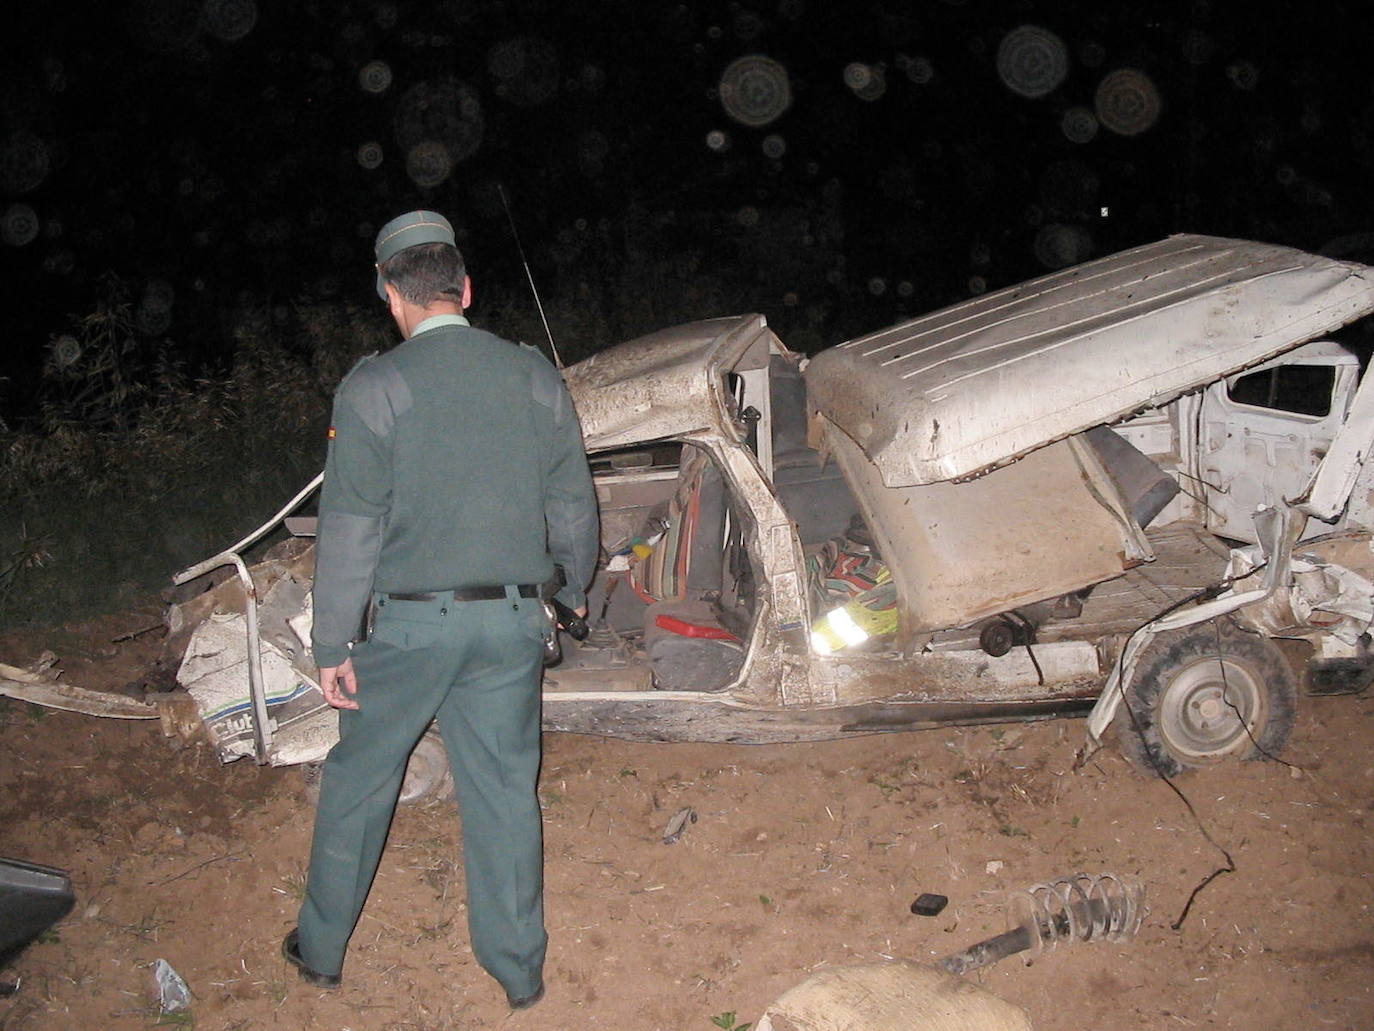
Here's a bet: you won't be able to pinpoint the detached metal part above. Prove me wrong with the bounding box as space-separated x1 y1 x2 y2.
170 473 323 765
0 660 158 720
939 872 1145 976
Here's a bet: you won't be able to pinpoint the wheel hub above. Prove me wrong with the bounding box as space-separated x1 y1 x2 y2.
1158 656 1267 762
1195 696 1223 721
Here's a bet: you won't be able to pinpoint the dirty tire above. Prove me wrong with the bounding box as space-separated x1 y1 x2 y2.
398 729 456 805
297 731 455 807
1117 620 1297 778
299 760 324 806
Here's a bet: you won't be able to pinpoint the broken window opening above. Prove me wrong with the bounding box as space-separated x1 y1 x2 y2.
1227 364 1335 418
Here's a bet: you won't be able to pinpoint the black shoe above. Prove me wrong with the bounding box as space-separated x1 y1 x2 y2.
282 928 341 989
507 981 545 1011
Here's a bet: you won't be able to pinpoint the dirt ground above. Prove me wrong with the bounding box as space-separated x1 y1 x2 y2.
1 609 1372 1031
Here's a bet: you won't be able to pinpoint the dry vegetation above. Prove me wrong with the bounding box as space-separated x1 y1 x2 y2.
0 250 754 627
2 279 388 624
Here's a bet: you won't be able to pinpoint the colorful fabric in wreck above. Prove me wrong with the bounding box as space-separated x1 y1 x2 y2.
807 532 889 606
630 446 710 602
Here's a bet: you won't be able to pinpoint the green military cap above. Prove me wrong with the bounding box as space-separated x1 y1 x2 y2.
374 210 455 299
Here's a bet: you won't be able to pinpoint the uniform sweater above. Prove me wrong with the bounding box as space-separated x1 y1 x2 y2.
310 318 599 668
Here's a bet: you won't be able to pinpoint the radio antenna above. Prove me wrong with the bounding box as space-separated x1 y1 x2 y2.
497 183 563 369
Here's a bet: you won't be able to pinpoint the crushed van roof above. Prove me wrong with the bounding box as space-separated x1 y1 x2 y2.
565 314 776 451
806 234 1374 486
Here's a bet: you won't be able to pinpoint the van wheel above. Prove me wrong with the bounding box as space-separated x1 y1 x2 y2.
299 731 455 807
1116 621 1297 778
398 729 456 805
300 760 324 805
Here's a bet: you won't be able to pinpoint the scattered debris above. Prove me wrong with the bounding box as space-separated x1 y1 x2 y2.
759 872 1143 1029
910 892 948 917
662 806 698 844
152 958 192 1013
986 860 1004 875
111 622 164 644
0 658 159 720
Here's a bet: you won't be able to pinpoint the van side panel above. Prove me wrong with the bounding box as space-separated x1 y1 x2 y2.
823 425 1149 638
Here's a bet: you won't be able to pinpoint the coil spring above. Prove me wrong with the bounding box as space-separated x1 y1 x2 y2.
1009 872 1145 952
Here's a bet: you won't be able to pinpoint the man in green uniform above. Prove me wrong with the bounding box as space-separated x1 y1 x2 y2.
282 210 599 1010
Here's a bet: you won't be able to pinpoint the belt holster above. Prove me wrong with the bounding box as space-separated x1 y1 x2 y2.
363 595 379 641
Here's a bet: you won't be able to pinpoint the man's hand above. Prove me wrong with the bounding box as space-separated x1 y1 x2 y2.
318 658 361 711
552 599 590 641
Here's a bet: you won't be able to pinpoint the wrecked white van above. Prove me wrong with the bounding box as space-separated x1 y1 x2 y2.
552 233 1374 778
7 234 1373 788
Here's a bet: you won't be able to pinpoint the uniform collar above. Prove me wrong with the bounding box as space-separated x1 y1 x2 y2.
411 313 471 337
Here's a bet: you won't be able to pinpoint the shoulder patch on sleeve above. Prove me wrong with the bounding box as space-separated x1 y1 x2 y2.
528 350 570 421
338 355 413 438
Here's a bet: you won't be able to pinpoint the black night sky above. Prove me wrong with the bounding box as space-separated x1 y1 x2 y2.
3 0 1373 426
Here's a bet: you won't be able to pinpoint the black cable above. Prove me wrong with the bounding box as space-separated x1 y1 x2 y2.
1171 864 1234 930
1211 620 1301 771
1106 567 1272 931
1110 625 1236 929
1164 620 1308 925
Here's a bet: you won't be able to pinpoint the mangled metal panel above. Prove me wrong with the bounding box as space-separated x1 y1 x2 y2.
806 235 1374 486
177 611 334 765
707 440 823 707
564 314 781 452
1296 347 1374 525
814 639 1102 704
1197 341 1361 542
1081 504 1299 748
822 423 1151 637
174 557 336 766
1236 531 1374 645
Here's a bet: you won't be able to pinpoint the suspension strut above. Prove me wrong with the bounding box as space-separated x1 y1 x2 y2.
938 872 1145 976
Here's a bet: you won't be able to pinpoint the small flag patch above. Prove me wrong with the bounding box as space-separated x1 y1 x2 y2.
327 426 337 439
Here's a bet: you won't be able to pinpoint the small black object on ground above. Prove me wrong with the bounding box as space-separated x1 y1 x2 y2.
911 892 948 917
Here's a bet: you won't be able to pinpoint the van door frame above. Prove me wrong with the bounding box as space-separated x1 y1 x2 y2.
1197 343 1359 542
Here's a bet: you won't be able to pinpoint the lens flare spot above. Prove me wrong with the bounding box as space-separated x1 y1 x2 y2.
1 203 40 246
405 140 453 188
1034 223 1094 269
1060 106 1099 144
356 141 384 169
359 60 393 94
394 77 485 164
1094 68 1162 136
201 0 257 42
997 25 1069 99
719 55 792 128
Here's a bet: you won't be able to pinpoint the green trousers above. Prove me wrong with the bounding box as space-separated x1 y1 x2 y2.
297 587 549 998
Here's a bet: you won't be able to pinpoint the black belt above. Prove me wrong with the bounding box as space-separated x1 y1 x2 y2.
384 584 541 603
